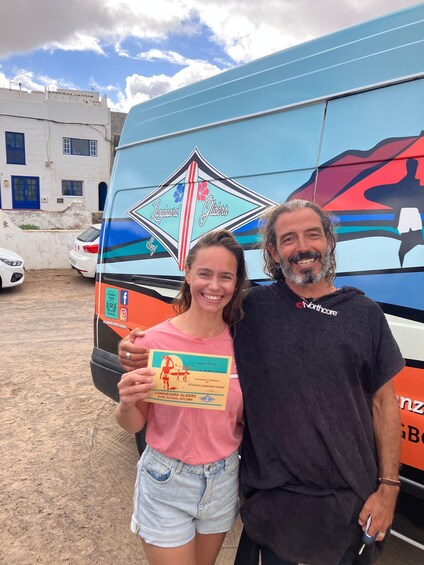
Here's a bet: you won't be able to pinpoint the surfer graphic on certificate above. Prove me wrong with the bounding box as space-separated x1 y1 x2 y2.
146 349 232 410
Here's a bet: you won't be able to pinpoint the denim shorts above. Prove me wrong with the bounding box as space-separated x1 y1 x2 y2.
131 445 240 547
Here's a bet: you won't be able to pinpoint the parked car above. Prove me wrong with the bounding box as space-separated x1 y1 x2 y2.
0 247 25 289
69 224 101 278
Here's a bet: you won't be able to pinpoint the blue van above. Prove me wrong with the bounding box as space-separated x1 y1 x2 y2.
91 5 424 548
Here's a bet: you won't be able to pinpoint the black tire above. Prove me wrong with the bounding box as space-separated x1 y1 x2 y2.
135 429 146 456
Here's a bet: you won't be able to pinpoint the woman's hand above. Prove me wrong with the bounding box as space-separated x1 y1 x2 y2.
117 368 156 406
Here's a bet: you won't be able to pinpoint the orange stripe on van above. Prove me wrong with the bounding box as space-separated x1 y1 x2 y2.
393 367 424 471
96 281 175 340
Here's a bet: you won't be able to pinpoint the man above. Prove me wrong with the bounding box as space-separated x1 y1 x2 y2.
119 200 404 565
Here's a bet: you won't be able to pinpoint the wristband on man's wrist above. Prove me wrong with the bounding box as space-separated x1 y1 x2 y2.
378 477 401 487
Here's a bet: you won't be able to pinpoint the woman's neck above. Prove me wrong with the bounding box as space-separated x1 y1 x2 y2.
171 310 227 338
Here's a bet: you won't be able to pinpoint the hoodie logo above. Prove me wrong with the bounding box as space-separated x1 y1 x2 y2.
296 300 338 316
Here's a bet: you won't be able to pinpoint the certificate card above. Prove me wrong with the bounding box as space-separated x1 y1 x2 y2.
146 349 232 410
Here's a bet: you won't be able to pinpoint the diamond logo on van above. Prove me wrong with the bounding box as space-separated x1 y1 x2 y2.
127 148 276 270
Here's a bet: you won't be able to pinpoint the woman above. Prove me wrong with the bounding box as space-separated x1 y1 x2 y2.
115 229 249 565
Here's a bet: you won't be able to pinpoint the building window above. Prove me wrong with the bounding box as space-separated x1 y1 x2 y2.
6 132 26 164
62 180 83 196
63 137 97 157
63 137 71 154
89 140 97 156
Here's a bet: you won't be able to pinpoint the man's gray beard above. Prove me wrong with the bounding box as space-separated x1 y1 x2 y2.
279 248 331 286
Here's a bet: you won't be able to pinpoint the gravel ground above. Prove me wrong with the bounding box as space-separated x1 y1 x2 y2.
0 269 421 564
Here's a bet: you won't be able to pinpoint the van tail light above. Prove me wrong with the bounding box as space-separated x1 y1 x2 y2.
83 244 99 254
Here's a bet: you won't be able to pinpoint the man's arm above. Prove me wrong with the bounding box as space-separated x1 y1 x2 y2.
118 327 150 370
373 379 401 482
358 379 401 539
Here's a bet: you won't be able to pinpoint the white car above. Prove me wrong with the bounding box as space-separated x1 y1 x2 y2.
0 247 25 289
69 224 101 278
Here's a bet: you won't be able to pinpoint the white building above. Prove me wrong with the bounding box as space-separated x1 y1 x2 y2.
0 87 122 213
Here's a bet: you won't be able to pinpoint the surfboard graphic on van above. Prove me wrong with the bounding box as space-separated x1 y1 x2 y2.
127 148 276 270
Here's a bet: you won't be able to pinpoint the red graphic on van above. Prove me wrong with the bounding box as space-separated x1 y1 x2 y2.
290 133 424 266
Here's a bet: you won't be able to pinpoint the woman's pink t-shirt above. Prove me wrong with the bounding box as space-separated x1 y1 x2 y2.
135 319 243 465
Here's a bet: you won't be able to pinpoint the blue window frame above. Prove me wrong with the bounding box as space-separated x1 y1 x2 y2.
6 132 26 164
63 137 97 156
62 180 83 196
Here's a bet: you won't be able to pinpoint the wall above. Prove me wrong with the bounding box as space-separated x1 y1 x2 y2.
0 203 94 269
0 227 79 269
3 200 92 229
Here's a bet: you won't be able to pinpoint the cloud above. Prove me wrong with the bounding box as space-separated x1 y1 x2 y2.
191 0 422 63
89 80 122 94
0 70 10 89
116 60 222 111
0 0 420 112
0 1 111 58
135 49 197 66
0 0 192 58
0 49 221 112
8 73 43 92
0 67 76 92
0 0 419 61
45 34 106 56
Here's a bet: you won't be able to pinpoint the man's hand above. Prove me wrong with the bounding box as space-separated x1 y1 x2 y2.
119 327 149 370
358 484 399 541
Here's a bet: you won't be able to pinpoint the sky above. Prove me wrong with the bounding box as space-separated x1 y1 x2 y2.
0 0 421 113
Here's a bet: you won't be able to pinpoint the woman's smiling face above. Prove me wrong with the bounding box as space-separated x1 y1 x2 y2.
185 245 238 317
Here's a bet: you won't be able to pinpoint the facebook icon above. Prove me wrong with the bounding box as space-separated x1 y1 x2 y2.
120 290 129 306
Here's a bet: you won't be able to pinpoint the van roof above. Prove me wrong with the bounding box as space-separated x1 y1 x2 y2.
119 4 424 147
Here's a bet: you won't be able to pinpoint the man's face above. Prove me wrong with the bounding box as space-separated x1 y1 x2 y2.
269 208 331 287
